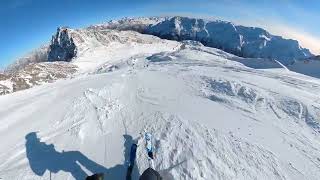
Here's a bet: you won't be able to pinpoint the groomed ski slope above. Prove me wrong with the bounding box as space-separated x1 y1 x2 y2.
0 34 320 180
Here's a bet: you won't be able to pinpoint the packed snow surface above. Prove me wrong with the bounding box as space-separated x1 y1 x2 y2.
0 30 320 180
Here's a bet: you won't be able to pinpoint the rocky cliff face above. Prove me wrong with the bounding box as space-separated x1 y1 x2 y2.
1 28 77 95
100 16 313 64
48 27 77 62
145 17 313 64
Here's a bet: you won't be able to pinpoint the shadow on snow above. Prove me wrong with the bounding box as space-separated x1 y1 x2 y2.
25 132 139 180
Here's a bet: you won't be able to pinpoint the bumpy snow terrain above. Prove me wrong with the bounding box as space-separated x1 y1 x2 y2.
1 24 320 180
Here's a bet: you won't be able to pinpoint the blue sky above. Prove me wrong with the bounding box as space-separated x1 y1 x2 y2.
0 0 319 68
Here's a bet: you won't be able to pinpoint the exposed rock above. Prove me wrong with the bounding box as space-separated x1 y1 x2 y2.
0 62 77 95
48 27 77 62
0 73 8 80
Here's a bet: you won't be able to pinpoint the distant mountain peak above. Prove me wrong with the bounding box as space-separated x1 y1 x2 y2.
100 16 313 64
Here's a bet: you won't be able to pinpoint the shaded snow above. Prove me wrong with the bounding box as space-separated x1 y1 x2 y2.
288 59 320 79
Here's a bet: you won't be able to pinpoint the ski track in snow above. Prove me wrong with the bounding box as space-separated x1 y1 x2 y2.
0 32 320 180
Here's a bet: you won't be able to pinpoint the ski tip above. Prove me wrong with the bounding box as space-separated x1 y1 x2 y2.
86 173 104 180
148 151 154 159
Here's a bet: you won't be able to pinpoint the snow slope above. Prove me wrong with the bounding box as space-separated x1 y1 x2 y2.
67 28 180 73
287 56 320 79
0 28 180 96
0 31 320 180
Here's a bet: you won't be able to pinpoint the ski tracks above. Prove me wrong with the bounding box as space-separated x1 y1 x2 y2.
135 112 288 180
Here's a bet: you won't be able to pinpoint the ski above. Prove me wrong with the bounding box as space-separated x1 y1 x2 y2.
145 132 153 158
126 143 137 180
145 132 155 169
86 173 104 180
129 143 138 166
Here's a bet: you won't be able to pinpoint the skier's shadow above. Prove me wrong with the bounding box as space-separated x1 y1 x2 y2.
25 132 140 180
106 134 140 180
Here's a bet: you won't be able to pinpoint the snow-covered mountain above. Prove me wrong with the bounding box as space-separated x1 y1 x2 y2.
3 16 314 94
92 17 165 33
0 25 181 95
0 62 77 95
1 17 320 180
99 16 313 64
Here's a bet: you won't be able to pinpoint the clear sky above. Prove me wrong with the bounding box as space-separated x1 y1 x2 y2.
0 0 319 68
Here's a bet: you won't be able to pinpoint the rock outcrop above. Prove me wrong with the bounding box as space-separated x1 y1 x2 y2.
48 27 77 62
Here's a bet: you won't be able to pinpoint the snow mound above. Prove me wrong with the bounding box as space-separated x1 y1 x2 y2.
201 77 320 132
147 52 176 62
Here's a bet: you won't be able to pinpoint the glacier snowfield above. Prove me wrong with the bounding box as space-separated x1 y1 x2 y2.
0 30 320 180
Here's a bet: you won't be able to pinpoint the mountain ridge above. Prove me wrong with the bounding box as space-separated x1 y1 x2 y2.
1 23 320 179
1 16 318 95
5 16 315 73
98 16 313 64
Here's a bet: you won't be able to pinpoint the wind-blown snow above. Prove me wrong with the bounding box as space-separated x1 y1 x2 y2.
0 29 320 180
